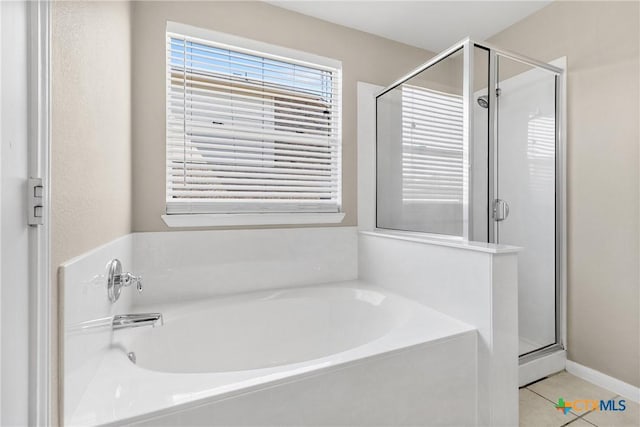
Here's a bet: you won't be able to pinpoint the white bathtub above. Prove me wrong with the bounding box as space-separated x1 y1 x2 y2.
69 282 477 426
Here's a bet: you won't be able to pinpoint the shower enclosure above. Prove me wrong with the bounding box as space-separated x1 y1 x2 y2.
376 39 565 376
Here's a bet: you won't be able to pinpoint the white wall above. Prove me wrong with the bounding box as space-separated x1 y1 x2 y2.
358 233 519 427
132 227 358 306
0 1 30 425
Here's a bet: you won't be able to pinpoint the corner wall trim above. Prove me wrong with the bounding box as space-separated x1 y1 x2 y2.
27 0 52 425
565 360 640 403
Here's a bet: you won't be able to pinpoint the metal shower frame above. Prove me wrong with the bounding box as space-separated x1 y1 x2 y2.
375 38 567 363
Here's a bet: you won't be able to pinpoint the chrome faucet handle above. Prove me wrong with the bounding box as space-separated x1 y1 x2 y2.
107 259 143 303
121 272 143 292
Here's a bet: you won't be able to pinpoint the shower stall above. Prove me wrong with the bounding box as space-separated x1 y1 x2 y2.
376 39 565 379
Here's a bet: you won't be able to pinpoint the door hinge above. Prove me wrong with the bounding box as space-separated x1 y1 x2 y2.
28 177 44 226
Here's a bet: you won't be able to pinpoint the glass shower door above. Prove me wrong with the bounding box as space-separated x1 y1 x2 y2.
376 44 491 240
376 48 466 237
494 55 558 356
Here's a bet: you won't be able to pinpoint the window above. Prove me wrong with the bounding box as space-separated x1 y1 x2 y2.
166 23 342 219
401 85 464 204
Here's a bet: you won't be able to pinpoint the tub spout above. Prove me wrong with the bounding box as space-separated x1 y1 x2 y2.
113 313 163 330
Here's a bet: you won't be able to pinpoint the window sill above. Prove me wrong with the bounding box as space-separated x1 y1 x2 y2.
161 212 346 228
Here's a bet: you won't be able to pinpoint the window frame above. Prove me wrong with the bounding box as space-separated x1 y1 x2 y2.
163 22 344 227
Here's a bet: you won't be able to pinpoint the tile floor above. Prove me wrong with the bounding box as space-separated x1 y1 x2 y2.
520 371 640 427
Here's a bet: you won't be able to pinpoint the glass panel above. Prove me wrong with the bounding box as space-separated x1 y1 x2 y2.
495 55 557 356
471 46 490 242
376 48 466 236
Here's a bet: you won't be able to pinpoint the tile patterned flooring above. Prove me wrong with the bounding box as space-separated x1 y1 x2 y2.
520 371 640 427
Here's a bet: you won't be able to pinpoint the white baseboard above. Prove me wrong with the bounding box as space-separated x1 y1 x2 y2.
519 350 566 387
566 360 640 403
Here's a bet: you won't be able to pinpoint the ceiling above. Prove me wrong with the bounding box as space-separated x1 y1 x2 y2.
266 1 552 53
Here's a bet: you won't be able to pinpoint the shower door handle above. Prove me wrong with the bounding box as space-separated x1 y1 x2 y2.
493 199 510 222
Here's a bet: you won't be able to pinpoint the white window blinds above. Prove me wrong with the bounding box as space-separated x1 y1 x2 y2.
166 29 342 214
401 85 463 203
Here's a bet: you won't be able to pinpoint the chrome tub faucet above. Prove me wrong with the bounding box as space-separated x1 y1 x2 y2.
107 258 142 303
106 259 163 330
112 313 164 330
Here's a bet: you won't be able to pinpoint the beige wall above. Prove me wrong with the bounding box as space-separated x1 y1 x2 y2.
52 0 132 273
489 0 640 387
131 0 432 231
52 1 132 422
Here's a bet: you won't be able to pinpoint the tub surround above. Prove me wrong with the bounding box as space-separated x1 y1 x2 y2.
359 231 520 426
133 227 358 305
61 225 519 425
360 229 521 254
61 227 359 423
60 235 134 423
